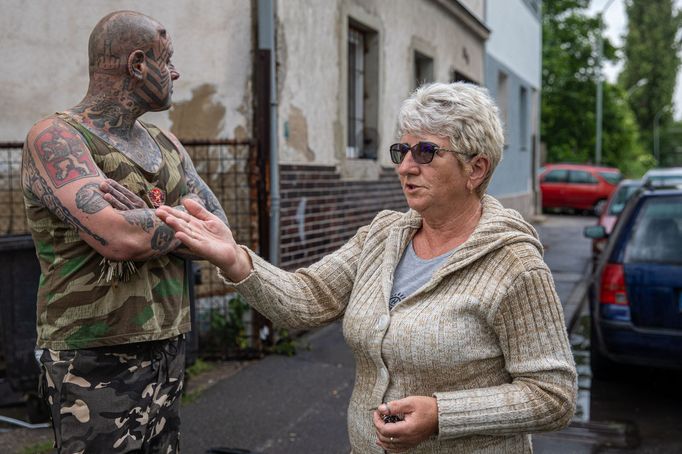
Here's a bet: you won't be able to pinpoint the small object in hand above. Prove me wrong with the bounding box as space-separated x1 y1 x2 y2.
368 405 404 423
382 413 404 424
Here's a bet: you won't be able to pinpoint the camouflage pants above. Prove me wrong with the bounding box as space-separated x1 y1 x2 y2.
39 336 185 454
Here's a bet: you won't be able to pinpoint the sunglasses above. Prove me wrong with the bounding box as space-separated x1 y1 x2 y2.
389 141 476 164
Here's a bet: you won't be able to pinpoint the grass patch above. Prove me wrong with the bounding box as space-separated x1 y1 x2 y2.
182 358 217 405
185 358 214 379
182 388 203 405
20 441 53 454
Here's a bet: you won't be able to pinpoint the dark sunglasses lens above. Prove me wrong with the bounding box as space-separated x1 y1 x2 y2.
390 144 408 163
414 142 437 163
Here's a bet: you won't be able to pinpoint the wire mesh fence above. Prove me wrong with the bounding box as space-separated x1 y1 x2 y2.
0 143 25 237
0 138 265 359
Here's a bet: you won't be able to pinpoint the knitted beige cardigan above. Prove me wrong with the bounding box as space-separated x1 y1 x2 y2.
223 195 577 453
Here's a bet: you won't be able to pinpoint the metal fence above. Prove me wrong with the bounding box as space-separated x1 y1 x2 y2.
0 138 266 359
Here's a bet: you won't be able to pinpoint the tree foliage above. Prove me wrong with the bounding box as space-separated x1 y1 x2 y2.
620 0 682 162
541 0 649 176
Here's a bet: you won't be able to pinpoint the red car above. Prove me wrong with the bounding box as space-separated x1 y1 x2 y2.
590 179 642 265
540 163 622 214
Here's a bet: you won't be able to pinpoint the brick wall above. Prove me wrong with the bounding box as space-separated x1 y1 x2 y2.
279 164 408 270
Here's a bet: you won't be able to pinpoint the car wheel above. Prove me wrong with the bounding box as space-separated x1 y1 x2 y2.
590 319 619 381
593 199 607 216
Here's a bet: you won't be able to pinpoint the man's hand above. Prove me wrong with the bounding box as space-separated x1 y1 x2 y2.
156 198 252 280
373 396 439 453
100 178 146 210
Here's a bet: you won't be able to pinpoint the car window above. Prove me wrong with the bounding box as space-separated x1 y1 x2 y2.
569 170 598 184
645 175 682 186
607 185 641 215
543 169 567 183
598 171 622 185
624 196 682 264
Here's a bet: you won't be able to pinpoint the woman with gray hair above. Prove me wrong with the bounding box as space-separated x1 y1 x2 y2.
156 82 576 453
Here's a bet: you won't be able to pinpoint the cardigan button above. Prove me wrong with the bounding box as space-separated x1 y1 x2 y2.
377 314 389 331
379 367 389 381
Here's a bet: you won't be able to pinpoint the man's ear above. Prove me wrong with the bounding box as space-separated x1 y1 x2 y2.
127 50 146 80
468 155 490 189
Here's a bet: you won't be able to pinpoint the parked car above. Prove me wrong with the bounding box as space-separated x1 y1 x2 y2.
641 167 682 187
589 179 642 266
584 185 682 379
540 163 622 214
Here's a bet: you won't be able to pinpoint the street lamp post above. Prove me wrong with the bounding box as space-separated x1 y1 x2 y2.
595 0 616 165
626 78 647 98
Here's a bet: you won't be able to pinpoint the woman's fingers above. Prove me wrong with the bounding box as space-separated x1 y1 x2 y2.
157 205 195 224
182 198 215 221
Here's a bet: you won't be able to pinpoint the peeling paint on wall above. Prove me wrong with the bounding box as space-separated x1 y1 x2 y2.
169 83 226 139
286 106 315 162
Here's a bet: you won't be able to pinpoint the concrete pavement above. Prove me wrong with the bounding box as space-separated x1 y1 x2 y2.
181 214 597 453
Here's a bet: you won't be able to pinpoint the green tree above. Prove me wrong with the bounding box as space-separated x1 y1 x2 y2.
620 0 682 161
542 0 604 163
542 0 649 175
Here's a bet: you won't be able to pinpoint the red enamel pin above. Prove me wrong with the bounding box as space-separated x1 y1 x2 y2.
148 187 166 207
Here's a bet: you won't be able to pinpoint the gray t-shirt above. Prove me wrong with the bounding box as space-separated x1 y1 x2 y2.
389 240 453 310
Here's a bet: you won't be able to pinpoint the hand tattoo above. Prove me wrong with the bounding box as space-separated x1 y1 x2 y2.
151 223 176 253
121 209 156 232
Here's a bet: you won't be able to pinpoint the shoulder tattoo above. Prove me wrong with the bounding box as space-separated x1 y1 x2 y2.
22 149 107 245
33 124 98 188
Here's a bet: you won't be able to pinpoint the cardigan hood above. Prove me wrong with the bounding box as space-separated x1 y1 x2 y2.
393 194 542 285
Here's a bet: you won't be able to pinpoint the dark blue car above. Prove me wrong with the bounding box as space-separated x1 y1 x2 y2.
584 185 682 379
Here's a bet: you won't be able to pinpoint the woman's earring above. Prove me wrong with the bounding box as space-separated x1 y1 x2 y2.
466 182 474 194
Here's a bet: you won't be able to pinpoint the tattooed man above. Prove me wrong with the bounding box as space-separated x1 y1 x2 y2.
21 11 227 453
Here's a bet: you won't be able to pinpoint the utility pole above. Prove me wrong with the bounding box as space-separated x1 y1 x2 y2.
595 0 616 165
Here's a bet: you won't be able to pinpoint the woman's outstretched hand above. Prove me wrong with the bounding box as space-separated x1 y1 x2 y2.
156 198 253 281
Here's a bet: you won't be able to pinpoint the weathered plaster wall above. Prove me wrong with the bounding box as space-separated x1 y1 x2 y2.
0 0 252 142
458 0 485 20
276 0 485 170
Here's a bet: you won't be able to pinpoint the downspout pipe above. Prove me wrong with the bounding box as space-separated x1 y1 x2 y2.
258 0 280 265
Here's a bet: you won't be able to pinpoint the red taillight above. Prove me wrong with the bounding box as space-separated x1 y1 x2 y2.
599 263 629 305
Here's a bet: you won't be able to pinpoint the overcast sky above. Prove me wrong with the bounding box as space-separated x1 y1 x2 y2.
587 0 682 119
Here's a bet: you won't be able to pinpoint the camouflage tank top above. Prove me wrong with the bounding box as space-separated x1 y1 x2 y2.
25 113 191 350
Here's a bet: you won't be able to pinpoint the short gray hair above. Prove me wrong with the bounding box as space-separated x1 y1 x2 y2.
397 82 504 195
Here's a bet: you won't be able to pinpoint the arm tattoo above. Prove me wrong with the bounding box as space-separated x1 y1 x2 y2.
183 161 229 226
22 146 107 246
120 209 156 233
75 183 109 214
33 123 98 188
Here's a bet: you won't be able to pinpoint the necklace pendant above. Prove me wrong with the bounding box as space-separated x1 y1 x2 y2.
148 187 166 207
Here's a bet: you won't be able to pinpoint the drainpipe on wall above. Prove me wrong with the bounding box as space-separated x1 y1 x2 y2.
258 0 280 266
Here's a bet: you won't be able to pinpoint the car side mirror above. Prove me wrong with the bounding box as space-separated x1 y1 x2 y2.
583 225 607 239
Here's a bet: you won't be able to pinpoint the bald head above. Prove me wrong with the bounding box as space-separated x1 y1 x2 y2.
88 11 167 76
